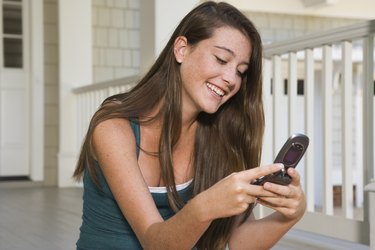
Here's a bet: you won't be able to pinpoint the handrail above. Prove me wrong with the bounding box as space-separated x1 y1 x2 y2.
72 75 140 94
264 19 375 58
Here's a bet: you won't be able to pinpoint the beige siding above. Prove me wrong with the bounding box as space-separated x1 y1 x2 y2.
92 0 141 83
244 12 362 43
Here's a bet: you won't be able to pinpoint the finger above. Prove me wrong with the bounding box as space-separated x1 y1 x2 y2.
258 199 293 217
256 197 289 210
287 167 301 186
262 181 294 198
258 194 289 205
243 163 284 182
258 196 305 220
248 185 279 198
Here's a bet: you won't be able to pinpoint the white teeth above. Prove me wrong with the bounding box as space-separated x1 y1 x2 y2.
206 83 225 97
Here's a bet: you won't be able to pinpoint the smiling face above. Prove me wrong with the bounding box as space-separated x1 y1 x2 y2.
174 26 252 117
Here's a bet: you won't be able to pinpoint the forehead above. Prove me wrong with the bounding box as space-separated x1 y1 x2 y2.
202 26 252 60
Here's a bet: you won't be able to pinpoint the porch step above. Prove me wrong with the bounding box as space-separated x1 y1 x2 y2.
274 229 370 250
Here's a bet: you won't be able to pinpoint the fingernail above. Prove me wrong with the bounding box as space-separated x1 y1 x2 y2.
264 182 272 189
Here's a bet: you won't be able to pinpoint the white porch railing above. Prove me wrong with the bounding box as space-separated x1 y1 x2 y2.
258 19 375 247
72 19 375 248
72 75 139 147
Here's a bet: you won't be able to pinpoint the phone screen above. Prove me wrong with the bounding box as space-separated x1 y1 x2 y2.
282 143 304 165
253 134 309 186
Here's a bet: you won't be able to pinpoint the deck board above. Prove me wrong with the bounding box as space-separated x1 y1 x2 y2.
0 184 370 250
0 186 82 250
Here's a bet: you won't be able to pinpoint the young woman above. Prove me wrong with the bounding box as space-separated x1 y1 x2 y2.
73 2 306 249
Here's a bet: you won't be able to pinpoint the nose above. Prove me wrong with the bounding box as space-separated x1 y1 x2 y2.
222 67 237 87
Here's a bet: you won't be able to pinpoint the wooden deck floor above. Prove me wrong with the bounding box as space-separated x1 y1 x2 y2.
0 182 370 250
0 183 82 250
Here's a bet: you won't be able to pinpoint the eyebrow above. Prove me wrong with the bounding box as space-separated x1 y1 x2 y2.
214 45 235 56
214 45 249 66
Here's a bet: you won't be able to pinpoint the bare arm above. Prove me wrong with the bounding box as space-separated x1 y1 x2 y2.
93 118 210 249
92 118 285 249
228 168 306 250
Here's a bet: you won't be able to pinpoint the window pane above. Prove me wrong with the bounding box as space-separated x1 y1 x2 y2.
3 4 22 35
4 38 22 68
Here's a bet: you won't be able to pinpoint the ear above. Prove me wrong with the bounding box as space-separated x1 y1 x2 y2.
173 36 188 63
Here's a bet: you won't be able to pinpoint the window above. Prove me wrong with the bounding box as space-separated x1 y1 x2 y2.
3 0 22 68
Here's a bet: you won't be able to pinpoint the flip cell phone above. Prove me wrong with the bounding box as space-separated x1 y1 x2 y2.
253 133 309 186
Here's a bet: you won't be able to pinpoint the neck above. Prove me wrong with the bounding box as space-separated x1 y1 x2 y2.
181 108 199 134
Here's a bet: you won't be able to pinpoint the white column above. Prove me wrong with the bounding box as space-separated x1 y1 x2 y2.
58 0 92 187
140 0 199 73
29 0 44 181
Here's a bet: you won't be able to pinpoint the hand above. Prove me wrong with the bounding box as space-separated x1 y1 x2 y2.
257 167 307 221
197 164 284 221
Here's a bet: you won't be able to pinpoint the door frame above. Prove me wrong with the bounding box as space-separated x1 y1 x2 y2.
0 0 43 179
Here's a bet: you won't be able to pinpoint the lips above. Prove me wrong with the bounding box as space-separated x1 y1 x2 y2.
206 82 225 97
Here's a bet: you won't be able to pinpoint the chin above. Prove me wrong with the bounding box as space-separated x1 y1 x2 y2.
198 99 225 114
202 105 221 114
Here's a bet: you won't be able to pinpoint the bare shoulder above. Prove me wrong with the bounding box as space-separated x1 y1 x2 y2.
93 118 133 138
92 118 137 162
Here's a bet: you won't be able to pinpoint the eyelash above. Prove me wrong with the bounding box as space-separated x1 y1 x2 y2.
215 56 226 64
238 71 246 79
215 56 246 79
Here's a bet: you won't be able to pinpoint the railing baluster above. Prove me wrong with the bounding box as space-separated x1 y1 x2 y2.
262 59 273 166
323 45 334 215
272 55 283 157
305 48 315 212
77 94 83 146
81 93 89 142
73 76 139 151
288 52 298 134
363 35 374 224
256 59 273 220
89 92 96 122
342 41 354 219
94 90 100 113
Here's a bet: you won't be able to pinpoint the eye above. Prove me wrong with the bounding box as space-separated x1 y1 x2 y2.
215 56 226 64
237 70 247 79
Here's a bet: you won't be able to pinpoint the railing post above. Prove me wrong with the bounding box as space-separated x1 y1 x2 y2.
272 55 283 156
342 41 353 219
363 35 374 224
365 181 375 250
322 45 333 215
304 48 315 212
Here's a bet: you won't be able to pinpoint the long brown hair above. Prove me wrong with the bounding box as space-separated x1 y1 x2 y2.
73 1 264 249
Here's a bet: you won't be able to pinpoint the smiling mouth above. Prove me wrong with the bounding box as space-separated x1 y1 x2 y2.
206 82 225 97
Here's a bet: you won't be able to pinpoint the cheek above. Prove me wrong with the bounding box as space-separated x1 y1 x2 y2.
233 82 243 95
181 54 204 80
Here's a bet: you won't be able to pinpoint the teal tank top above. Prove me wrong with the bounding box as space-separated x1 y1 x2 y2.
76 120 193 250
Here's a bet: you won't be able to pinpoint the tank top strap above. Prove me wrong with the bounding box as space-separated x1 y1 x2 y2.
129 119 140 158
